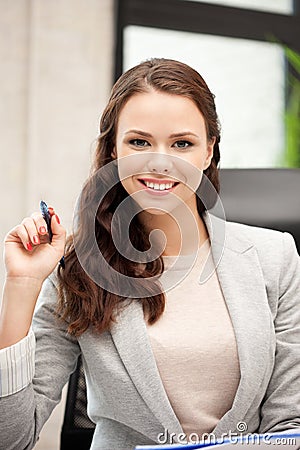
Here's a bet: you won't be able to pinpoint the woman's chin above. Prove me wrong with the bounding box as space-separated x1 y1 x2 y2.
140 207 170 216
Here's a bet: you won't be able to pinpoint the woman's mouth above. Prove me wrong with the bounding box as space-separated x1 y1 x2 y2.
137 178 180 194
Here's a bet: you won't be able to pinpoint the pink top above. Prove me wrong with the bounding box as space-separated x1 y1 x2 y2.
146 239 240 441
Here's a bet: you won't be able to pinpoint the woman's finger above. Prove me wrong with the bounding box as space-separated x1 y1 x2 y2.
10 224 34 251
48 206 55 217
50 213 66 255
21 217 41 247
30 212 49 236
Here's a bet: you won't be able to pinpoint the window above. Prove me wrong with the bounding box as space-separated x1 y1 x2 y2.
115 0 300 167
124 27 285 168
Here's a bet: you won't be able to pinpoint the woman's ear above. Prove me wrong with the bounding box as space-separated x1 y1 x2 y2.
204 137 216 170
111 147 117 159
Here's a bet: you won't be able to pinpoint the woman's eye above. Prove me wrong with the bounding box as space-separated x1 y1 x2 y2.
129 139 149 148
174 140 193 149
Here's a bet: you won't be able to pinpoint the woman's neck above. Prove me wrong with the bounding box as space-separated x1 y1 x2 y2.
139 202 209 257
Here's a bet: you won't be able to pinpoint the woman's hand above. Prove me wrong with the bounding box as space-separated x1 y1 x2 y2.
4 207 66 283
0 207 66 348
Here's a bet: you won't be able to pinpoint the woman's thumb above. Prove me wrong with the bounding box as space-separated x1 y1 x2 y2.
50 214 66 250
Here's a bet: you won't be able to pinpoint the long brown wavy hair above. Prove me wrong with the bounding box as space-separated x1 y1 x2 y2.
57 58 221 336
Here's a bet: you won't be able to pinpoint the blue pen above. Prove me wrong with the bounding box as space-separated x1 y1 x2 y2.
40 200 65 269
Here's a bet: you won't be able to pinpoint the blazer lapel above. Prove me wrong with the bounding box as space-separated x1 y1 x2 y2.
203 213 274 435
110 300 184 441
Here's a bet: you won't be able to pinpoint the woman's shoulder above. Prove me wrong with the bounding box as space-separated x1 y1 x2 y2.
224 218 298 265
207 212 293 249
225 219 286 242
207 213 298 261
221 220 299 298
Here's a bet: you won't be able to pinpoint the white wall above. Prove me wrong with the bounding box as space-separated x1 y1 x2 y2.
0 0 114 285
0 0 114 448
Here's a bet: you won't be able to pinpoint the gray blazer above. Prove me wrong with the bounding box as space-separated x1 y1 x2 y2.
1 213 300 450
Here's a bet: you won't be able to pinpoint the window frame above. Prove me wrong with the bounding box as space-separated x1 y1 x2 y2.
113 0 300 79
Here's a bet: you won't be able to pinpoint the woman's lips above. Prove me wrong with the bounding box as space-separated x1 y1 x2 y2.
137 178 180 195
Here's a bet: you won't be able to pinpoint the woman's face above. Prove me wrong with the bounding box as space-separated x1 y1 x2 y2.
113 89 215 215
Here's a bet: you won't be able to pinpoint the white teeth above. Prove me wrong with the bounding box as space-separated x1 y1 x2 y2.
144 181 175 191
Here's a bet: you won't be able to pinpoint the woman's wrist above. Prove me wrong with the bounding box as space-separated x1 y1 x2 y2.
0 277 43 349
4 275 44 289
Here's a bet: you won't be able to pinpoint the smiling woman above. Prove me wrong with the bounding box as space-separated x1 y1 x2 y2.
113 90 214 229
0 58 300 450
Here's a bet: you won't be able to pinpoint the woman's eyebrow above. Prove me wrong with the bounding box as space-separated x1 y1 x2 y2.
124 129 199 138
124 129 152 137
169 131 199 138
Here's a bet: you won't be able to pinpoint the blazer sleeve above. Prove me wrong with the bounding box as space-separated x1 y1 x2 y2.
0 329 35 397
0 275 81 450
258 232 300 433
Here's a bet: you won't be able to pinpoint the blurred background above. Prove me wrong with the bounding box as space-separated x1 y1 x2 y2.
0 0 299 448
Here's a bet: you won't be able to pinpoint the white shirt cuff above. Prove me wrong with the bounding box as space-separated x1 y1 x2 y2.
0 329 35 397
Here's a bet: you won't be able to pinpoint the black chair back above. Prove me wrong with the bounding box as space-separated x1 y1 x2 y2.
60 355 95 450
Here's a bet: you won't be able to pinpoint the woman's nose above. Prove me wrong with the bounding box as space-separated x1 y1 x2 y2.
146 153 174 174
